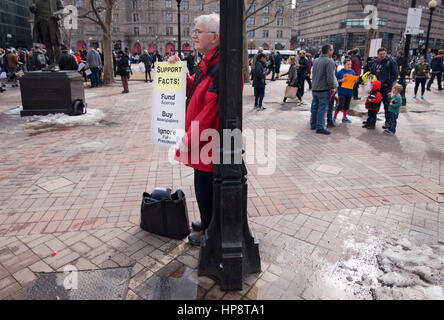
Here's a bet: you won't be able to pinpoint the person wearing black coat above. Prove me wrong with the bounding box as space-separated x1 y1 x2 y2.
140 50 153 82
116 51 130 93
58 46 78 71
296 51 308 101
185 51 196 75
252 53 267 111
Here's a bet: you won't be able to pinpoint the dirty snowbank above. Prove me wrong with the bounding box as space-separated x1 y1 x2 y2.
4 106 106 127
23 109 105 127
374 238 444 300
334 235 444 300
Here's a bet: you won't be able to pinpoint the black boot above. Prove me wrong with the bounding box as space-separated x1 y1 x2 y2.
191 221 202 232
188 231 203 246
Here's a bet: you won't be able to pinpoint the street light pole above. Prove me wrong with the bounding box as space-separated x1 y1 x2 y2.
198 0 261 291
176 0 182 57
424 0 437 55
399 0 417 106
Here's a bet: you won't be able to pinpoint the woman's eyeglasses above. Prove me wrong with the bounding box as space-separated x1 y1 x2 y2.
192 29 216 36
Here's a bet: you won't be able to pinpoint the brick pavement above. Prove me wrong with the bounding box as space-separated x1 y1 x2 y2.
0 72 443 299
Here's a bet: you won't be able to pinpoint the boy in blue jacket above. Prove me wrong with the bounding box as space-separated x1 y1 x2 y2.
333 59 356 123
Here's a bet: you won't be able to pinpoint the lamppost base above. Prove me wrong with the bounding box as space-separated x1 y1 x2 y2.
198 163 261 291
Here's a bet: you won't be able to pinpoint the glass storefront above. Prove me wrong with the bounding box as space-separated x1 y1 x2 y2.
0 0 32 49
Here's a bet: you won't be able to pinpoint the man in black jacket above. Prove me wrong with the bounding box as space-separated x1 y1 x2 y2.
370 48 399 129
58 45 78 71
426 49 443 91
253 53 267 111
185 51 196 75
140 50 153 82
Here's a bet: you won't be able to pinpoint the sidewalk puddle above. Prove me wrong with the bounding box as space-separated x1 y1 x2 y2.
135 261 205 300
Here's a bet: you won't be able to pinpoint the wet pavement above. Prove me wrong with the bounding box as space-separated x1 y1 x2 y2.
0 72 443 300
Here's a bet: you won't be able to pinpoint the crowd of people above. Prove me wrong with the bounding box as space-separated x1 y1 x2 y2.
249 44 443 136
0 42 203 96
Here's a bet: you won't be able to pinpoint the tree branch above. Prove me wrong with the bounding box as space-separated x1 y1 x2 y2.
90 0 107 31
244 0 276 21
247 10 279 32
81 15 100 24
245 0 257 15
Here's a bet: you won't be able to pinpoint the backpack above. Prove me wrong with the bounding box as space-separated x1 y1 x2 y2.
69 99 87 116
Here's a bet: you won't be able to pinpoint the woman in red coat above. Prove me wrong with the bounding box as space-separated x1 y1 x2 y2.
169 13 220 245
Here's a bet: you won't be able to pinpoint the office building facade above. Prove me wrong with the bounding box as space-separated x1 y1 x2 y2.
65 0 293 54
294 0 444 55
0 0 32 49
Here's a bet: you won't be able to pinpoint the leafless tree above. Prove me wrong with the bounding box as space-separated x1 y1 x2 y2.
79 0 116 85
242 0 284 83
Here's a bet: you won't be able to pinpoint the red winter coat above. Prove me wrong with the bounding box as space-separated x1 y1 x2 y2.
365 80 383 111
175 46 220 173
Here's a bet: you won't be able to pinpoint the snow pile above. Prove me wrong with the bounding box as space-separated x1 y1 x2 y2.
24 109 105 127
4 106 22 115
374 238 444 300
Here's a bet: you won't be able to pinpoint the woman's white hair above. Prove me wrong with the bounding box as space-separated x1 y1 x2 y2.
194 13 220 34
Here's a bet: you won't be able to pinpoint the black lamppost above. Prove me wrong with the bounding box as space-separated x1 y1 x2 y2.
399 0 417 106
176 0 182 57
198 0 261 291
424 0 438 55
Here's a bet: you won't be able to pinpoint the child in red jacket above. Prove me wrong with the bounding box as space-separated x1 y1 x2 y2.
362 79 382 129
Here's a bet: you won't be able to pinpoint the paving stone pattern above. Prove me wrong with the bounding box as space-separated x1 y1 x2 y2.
0 75 443 299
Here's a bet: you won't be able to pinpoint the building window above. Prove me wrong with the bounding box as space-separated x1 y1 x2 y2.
166 27 173 35
263 17 269 25
182 1 189 9
248 31 255 38
132 0 138 9
277 6 284 14
264 5 269 13
248 17 255 25
165 0 172 9
249 4 255 13
262 30 269 38
339 18 387 28
74 0 83 8
277 30 283 38
184 27 190 36
200 2 204 10
134 27 139 36
166 13 173 22
149 0 153 8
133 13 139 22
149 27 155 35
277 18 283 26
183 14 189 23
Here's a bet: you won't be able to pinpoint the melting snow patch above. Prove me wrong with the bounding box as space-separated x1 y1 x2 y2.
374 238 444 300
4 106 22 115
24 109 105 127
